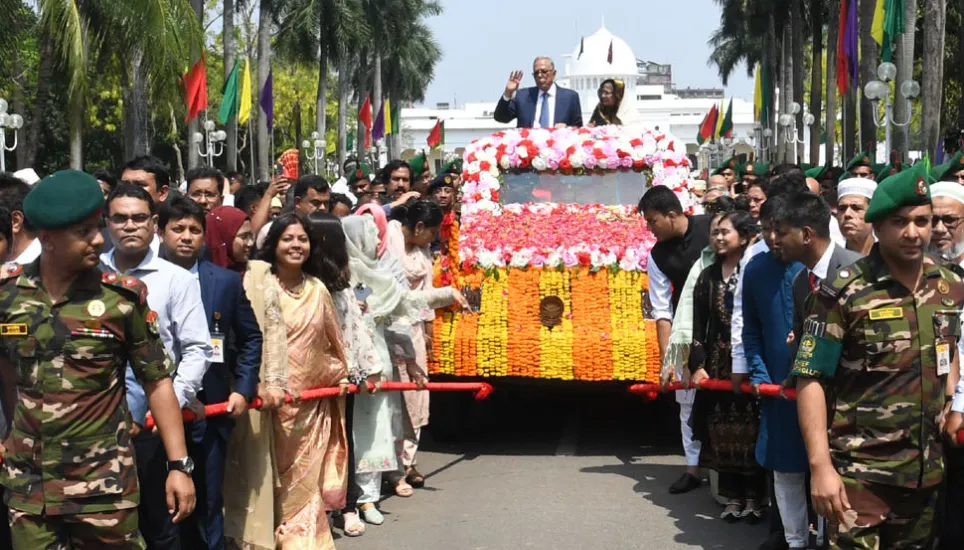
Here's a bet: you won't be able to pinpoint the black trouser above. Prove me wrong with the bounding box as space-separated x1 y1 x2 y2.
343 393 360 513
0 489 11 547
939 445 964 549
134 433 182 550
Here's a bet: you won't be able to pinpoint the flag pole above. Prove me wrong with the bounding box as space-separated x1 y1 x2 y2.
248 116 255 183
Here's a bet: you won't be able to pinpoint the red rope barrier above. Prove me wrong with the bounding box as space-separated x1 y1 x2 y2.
142 381 494 430
628 379 797 400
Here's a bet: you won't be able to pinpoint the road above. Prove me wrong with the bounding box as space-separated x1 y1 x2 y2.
336 384 769 549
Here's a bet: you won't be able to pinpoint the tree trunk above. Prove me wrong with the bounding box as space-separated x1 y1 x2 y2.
125 50 150 159
826 0 839 165
780 28 790 163
316 53 328 147
807 0 822 165
959 0 964 131
257 0 272 181
859 0 879 155
337 55 350 173
224 0 238 171
921 0 946 159
767 12 779 162
294 101 303 172
356 51 369 162
188 0 204 170
791 0 805 163
844 88 857 160
21 35 54 168
68 103 83 169
373 46 383 161
894 0 918 161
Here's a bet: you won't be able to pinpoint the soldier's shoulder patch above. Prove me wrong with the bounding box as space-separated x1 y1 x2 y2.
826 261 865 297
102 272 148 305
946 263 964 279
0 262 22 282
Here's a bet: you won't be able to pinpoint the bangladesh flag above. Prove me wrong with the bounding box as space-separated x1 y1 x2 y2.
427 119 444 149
697 104 719 145
718 99 733 138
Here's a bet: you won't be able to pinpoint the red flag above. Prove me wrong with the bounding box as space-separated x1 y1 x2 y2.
836 0 848 95
427 119 444 149
183 56 207 122
359 95 372 148
607 39 613 64
696 104 719 145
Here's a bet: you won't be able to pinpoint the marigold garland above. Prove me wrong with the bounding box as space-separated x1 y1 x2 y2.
538 269 574 380
507 268 541 377
570 268 614 381
477 268 509 377
608 270 647 381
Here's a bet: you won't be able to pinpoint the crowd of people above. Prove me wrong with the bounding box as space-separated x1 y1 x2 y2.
648 150 964 550
0 152 468 550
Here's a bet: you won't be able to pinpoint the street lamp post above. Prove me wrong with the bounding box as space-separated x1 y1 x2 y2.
302 132 326 175
864 62 919 158
0 98 24 172
193 119 227 166
778 102 815 163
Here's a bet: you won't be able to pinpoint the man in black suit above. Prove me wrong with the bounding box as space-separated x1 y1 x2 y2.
494 57 583 128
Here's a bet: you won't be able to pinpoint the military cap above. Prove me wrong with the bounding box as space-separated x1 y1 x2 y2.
441 158 463 175
347 163 373 186
930 151 964 182
875 164 900 181
846 150 874 172
865 161 932 223
712 156 739 176
23 170 105 229
427 173 458 195
742 162 771 177
804 165 827 180
410 153 428 179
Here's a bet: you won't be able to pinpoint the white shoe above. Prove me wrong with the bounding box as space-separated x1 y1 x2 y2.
360 504 385 525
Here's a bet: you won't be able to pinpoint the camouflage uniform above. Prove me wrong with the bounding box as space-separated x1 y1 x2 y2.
0 260 173 549
791 248 964 550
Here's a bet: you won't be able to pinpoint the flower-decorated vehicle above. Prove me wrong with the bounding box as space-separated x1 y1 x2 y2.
429 125 697 383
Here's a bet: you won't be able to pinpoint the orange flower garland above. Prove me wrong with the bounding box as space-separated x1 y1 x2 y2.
507 268 542 377
539 269 574 380
570 268 613 381
477 268 509 377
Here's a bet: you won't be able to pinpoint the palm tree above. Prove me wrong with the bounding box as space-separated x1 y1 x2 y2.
257 0 274 180
858 0 878 154
790 0 805 162
921 0 947 158
826 0 838 164
39 0 203 168
808 0 824 165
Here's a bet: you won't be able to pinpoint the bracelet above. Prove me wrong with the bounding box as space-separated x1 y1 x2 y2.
947 395 956 404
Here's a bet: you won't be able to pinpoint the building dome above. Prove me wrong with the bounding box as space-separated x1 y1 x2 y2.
566 24 638 78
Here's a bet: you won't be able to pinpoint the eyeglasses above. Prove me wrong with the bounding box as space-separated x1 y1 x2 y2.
189 191 220 200
932 215 964 229
108 213 152 226
532 69 553 76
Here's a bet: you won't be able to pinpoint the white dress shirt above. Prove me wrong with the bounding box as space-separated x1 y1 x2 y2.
731 238 770 374
101 247 212 422
829 217 846 248
810 241 836 281
13 238 41 265
646 251 673 322
533 83 557 128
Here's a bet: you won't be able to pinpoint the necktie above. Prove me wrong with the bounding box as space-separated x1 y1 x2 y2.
538 92 550 128
809 272 819 292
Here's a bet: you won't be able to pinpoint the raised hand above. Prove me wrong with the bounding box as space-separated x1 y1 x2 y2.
504 70 524 98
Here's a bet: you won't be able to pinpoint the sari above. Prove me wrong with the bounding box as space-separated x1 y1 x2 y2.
273 276 349 550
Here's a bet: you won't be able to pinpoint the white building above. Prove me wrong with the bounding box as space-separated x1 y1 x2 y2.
398 24 765 172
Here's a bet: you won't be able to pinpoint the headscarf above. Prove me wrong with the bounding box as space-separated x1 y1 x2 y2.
591 79 626 126
205 205 249 272
355 203 389 258
342 215 409 320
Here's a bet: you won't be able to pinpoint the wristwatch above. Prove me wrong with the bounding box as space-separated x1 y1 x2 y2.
167 457 195 475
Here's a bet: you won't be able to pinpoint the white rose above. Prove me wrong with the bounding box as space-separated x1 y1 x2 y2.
517 147 529 159
545 251 563 268
598 158 608 170
510 249 533 268
532 157 547 171
466 161 481 175
484 146 497 158
570 150 585 169
657 139 669 152
489 166 501 178
642 141 657 156
480 188 492 201
632 147 646 162
477 249 499 268
500 155 511 170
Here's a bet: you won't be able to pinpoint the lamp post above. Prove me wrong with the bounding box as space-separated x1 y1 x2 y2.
302 132 325 175
746 122 773 162
0 98 24 172
193 119 226 166
778 102 814 163
864 61 919 158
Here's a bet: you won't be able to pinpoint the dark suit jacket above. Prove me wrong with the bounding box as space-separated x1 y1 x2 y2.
196 260 262 437
494 85 583 128
791 244 863 351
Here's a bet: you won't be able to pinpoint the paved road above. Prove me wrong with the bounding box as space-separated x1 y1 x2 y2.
337 386 770 549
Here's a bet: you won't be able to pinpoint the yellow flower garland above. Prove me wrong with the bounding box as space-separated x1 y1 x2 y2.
538 269 574 380
477 268 509 377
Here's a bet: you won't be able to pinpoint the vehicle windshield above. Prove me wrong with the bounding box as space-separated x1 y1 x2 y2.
500 171 650 206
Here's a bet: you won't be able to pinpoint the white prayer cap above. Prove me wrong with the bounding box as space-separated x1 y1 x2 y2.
930 182 964 206
837 178 877 200
690 179 707 190
13 168 40 186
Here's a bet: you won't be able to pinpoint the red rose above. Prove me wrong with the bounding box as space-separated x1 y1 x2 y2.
521 129 530 138
582 140 593 148
491 190 500 201
630 138 643 148
467 152 477 163
479 160 491 172
667 141 676 152
617 149 631 158
559 158 572 171
461 260 475 272
593 149 607 160
526 144 539 158
546 139 555 149
577 251 592 266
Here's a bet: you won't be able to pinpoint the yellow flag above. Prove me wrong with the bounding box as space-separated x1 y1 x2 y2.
753 64 763 121
383 97 392 135
239 58 252 125
714 99 725 139
871 0 886 45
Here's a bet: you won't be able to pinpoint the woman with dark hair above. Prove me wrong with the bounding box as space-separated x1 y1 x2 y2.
384 200 468 488
233 213 349 549
588 78 641 131
205 205 255 272
688 209 765 523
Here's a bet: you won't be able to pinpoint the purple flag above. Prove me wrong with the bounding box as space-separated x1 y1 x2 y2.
843 0 859 89
372 100 386 142
259 69 273 132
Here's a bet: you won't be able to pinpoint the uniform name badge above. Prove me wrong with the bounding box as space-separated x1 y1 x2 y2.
937 342 952 376
210 332 225 364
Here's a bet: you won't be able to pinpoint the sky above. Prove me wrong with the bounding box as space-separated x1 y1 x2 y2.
421 0 754 107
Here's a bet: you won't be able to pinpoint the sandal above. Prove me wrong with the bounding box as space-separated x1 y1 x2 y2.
741 499 764 524
720 500 744 523
405 466 425 488
342 511 365 537
394 478 414 497
359 503 385 525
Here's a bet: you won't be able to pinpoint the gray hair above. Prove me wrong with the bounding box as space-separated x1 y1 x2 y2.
533 57 555 70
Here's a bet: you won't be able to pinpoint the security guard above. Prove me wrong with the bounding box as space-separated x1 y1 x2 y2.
844 150 875 180
0 170 196 548
792 162 964 549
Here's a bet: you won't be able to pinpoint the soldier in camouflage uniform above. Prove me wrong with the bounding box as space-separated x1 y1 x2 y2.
0 170 196 549
792 162 964 550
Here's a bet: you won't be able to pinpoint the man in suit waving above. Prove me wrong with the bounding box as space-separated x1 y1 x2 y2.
494 57 583 128
157 196 263 550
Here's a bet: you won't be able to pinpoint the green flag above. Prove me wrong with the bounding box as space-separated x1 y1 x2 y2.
391 104 400 139
347 129 355 152
719 99 734 138
218 59 241 125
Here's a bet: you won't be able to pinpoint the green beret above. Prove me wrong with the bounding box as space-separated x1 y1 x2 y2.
741 162 771 177
348 163 372 186
428 173 457 194
846 150 874 172
410 153 428 179
805 165 827 179
931 151 964 182
712 156 739 176
441 158 463 175
874 163 901 182
24 170 105 229
865 162 932 224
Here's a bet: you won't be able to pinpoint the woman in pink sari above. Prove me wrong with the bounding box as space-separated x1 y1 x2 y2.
261 213 350 549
